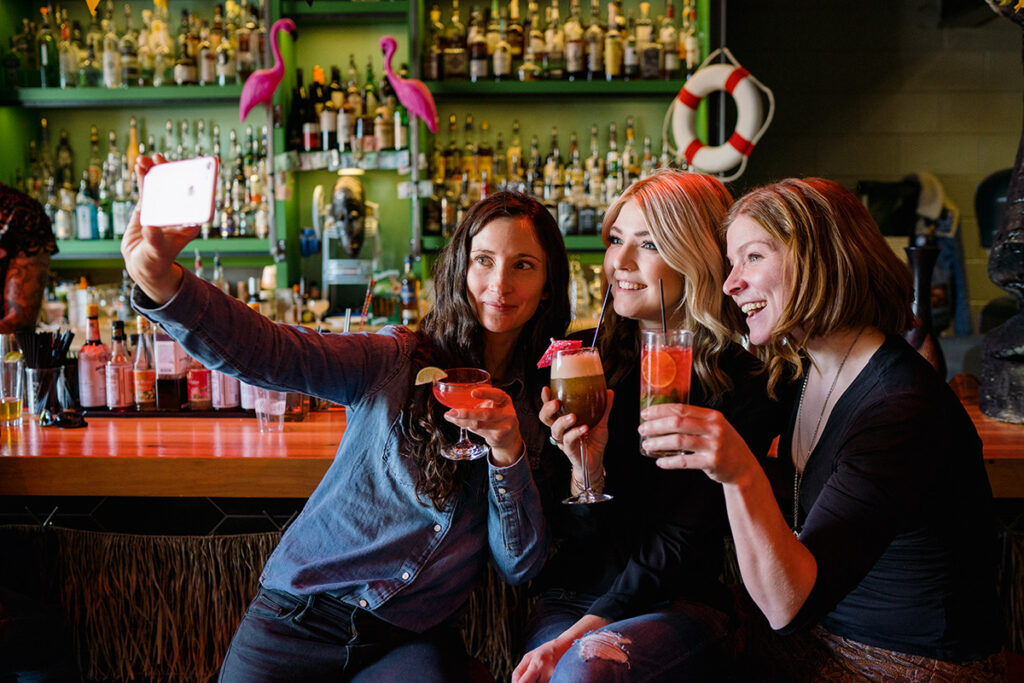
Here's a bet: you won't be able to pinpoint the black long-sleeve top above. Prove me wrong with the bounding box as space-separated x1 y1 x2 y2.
534 337 781 623
777 335 1003 661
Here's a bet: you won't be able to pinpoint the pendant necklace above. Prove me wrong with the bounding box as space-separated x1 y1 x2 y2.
792 327 864 534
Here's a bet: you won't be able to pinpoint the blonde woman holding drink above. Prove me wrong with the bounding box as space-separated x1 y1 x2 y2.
514 169 780 682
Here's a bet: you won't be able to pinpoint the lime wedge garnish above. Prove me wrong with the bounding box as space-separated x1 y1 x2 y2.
415 366 448 385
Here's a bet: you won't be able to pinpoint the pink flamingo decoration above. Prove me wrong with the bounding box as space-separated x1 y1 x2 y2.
380 35 439 134
239 18 298 123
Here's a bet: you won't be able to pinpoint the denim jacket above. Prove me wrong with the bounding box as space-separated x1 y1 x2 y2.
133 271 550 632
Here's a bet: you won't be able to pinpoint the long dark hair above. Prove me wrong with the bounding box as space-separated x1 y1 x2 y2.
406 191 571 509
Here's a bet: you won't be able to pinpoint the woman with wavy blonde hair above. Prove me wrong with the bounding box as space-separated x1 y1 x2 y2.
648 177 1005 680
513 169 780 682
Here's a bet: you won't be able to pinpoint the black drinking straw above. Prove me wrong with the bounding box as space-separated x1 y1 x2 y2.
590 284 613 348
658 279 667 333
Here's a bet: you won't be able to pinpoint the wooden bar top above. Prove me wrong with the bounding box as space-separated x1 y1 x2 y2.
0 399 1021 499
0 410 343 498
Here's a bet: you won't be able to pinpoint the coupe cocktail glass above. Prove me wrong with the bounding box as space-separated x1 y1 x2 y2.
550 347 611 504
433 368 491 461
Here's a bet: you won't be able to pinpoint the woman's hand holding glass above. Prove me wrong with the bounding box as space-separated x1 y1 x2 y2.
539 386 614 486
442 385 525 467
639 403 760 485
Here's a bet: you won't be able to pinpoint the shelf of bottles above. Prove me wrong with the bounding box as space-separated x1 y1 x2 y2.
5 84 245 108
427 79 682 97
275 148 412 173
278 0 411 20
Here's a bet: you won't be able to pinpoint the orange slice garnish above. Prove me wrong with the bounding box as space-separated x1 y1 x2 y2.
641 349 677 388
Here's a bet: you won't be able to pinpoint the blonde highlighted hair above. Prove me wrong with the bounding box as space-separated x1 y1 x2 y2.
598 169 742 402
725 177 913 394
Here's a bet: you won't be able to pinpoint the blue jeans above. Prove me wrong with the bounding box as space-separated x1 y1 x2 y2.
219 587 469 682
523 590 735 682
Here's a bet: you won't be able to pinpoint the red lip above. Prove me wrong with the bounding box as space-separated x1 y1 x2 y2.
485 302 514 312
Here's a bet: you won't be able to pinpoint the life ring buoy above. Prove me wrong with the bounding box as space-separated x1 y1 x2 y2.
671 63 763 174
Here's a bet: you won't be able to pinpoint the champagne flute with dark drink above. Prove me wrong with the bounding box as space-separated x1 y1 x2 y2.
432 368 491 460
551 347 612 504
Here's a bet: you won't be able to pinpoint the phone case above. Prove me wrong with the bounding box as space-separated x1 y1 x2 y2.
139 157 220 228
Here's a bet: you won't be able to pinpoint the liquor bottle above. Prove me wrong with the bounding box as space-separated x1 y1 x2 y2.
442 113 461 180
344 57 362 117
151 0 173 86
544 126 561 186
493 14 512 81
56 182 76 242
400 254 421 327
373 107 394 152
577 171 598 235
211 252 231 293
476 121 494 183
443 0 468 80
55 128 74 188
172 10 198 85
622 116 639 182
126 116 140 174
469 7 489 83
112 157 134 238
84 10 104 68
485 0 502 55
623 11 639 80
425 5 444 81
461 114 476 182
361 57 378 120
78 38 102 87
527 5 546 70
584 0 605 81
540 5 562 79
38 117 55 188
394 102 409 151
187 356 213 411
300 79 321 152
638 2 660 79
133 315 157 411
252 0 268 71
507 119 523 181
215 27 237 85
507 0 525 64
681 0 700 76
96 174 113 239
604 2 623 80
154 324 187 411
440 180 458 237
138 10 155 86
37 5 60 88
424 177 443 236
558 165 579 235
105 320 133 411
236 3 255 82
75 171 98 240
328 65 344 108
211 367 240 410
58 8 79 89
197 21 216 85
493 131 508 188
518 47 542 81
78 304 110 409
585 122 603 182
605 121 621 200
119 4 139 87
641 135 656 178
101 3 123 88
660 0 680 80
528 134 544 197
564 0 585 81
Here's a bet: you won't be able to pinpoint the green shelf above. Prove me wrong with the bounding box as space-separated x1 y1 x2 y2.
281 0 409 21
5 84 245 108
53 238 271 260
427 80 684 98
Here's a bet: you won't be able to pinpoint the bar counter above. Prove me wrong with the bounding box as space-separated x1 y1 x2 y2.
0 399 1021 498
0 409 344 498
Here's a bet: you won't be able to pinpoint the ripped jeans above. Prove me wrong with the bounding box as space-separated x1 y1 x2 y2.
522 590 735 682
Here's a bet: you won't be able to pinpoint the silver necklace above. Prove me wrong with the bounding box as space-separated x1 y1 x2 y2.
792 327 864 533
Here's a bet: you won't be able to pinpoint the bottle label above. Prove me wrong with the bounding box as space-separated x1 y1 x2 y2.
470 58 488 81
493 51 510 77
105 364 133 408
79 355 109 407
212 371 240 409
134 369 156 404
187 368 212 402
566 42 584 73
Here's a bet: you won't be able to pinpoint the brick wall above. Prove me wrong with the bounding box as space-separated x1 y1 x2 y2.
725 0 1021 330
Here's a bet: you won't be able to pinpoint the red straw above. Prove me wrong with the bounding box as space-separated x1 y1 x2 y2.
357 279 375 332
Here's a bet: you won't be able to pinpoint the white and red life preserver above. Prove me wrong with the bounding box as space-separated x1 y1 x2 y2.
671 63 764 174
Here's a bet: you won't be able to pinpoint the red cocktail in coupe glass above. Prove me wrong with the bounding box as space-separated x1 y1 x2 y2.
433 368 491 460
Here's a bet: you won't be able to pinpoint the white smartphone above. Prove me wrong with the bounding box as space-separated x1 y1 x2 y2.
139 156 220 227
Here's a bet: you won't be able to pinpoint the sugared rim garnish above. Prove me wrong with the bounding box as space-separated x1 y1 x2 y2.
537 338 584 368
